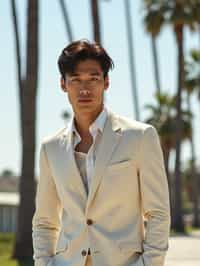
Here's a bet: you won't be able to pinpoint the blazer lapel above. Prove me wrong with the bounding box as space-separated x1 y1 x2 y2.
61 131 88 203
85 110 122 214
60 110 122 214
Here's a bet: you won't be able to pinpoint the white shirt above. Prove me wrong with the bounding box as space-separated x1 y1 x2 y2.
74 151 88 194
68 106 108 193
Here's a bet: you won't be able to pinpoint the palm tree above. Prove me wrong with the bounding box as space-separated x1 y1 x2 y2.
90 0 101 43
151 37 161 93
143 0 200 232
185 49 200 102
58 0 73 42
90 0 112 43
61 109 71 125
145 92 192 223
143 4 162 93
145 93 175 177
184 49 200 227
124 0 140 120
11 0 39 259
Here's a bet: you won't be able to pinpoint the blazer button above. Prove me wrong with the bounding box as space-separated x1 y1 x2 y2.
87 219 93 225
81 250 87 256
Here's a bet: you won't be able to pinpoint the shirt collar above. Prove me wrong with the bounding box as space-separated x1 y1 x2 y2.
68 105 108 139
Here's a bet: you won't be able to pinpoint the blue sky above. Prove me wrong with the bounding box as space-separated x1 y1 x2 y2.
0 0 200 176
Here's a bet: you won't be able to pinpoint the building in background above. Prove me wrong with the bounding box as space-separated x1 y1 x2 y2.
0 175 19 232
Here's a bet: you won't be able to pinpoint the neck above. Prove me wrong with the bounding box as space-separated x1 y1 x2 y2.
74 105 104 138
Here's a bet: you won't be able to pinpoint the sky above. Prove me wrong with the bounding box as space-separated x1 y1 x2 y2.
0 0 200 176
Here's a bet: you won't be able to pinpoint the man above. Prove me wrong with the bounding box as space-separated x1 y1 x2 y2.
32 40 171 266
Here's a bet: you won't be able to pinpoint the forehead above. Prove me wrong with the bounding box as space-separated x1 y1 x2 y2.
70 59 103 75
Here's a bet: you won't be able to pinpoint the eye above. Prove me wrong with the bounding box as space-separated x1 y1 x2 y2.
71 78 80 83
91 77 99 81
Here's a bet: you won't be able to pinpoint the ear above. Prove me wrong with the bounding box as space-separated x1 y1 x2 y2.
60 77 67 92
104 76 109 91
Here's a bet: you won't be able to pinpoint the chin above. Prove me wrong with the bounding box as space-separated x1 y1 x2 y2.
75 104 94 112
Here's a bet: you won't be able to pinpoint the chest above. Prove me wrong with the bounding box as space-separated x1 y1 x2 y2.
75 135 93 154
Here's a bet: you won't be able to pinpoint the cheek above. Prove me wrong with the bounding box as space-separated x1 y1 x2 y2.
96 87 105 97
67 90 77 103
68 88 76 97
95 91 103 102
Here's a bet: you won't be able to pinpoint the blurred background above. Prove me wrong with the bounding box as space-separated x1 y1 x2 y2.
0 0 200 265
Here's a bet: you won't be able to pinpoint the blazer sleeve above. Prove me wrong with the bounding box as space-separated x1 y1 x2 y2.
138 126 171 266
32 143 62 266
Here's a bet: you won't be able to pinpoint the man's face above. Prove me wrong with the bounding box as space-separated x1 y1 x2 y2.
61 59 109 114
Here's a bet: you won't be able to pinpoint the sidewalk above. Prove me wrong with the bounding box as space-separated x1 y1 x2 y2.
165 230 200 266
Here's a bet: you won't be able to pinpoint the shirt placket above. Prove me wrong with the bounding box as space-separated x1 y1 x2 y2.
86 129 98 190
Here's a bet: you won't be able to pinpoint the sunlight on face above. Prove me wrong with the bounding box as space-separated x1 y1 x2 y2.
62 59 109 114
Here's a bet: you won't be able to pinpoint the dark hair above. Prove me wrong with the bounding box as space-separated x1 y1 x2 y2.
57 39 114 79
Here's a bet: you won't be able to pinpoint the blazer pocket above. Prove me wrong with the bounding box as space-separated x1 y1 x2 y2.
107 159 133 171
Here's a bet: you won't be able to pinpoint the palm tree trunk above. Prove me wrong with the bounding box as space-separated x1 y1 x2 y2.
151 36 161 93
162 147 173 228
12 0 38 258
186 94 200 227
124 0 140 120
58 0 73 42
90 0 101 43
173 24 185 232
163 148 170 186
10 0 24 104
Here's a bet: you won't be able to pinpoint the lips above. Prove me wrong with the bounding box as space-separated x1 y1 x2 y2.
78 98 92 102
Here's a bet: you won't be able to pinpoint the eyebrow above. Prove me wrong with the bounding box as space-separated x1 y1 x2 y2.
69 71 102 77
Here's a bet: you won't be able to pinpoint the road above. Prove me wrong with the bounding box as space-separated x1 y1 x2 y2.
165 230 200 266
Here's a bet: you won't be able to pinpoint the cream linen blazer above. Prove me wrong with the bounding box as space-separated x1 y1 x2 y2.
32 109 171 266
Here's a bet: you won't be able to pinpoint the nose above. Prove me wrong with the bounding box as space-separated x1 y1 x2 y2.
79 89 91 96
79 81 92 94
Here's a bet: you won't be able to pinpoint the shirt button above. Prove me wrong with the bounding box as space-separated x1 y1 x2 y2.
87 219 93 225
81 250 87 256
